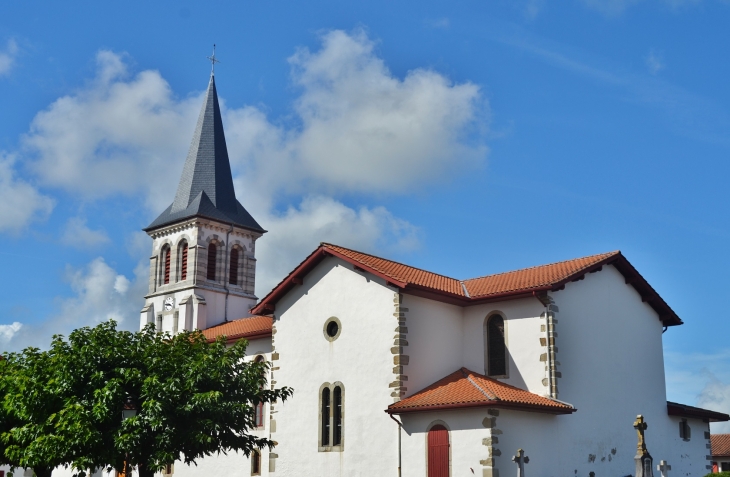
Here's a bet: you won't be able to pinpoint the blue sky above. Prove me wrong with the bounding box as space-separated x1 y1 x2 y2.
2 0 730 427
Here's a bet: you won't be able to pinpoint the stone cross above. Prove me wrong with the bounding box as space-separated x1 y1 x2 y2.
657 460 671 477
633 414 648 456
512 448 529 477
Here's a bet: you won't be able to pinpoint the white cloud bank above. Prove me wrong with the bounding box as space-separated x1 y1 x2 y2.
6 29 488 348
3 258 147 352
0 153 54 233
61 217 111 248
0 39 18 77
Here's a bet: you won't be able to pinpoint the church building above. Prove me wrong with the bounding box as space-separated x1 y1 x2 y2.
135 70 730 476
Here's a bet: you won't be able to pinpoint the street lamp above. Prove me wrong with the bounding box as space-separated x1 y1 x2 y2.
122 395 137 476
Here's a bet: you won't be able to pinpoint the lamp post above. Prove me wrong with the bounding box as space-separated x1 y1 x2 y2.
122 395 137 477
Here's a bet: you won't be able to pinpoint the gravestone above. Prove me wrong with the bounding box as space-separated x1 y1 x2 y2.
512 448 529 477
657 460 671 477
633 415 654 477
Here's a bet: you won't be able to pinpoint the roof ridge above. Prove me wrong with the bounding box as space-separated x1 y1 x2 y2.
322 243 461 283
462 368 498 401
463 251 621 283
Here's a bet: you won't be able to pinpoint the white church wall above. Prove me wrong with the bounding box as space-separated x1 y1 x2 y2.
462 298 545 394
399 409 492 477
271 256 400 477
401 294 463 398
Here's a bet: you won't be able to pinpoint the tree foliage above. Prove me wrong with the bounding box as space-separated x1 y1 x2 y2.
0 321 292 477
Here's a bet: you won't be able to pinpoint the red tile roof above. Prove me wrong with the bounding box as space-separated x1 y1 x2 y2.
251 243 682 326
325 244 463 296
712 434 730 456
387 368 575 414
464 252 619 299
201 315 272 343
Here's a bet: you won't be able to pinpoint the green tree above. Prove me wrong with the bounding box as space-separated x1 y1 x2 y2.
0 321 292 477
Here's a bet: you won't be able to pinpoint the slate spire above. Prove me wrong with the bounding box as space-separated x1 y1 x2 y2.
145 74 264 233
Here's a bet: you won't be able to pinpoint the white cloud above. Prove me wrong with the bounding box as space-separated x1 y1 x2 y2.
23 50 201 209
525 0 546 18
581 0 706 14
7 31 488 343
2 258 147 352
0 39 18 77
61 217 110 248
698 376 730 433
0 153 54 234
646 49 665 75
255 196 420 294
0 322 22 344
424 18 451 29
23 31 487 211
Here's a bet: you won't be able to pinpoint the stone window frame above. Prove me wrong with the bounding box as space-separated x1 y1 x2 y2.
204 237 225 283
318 381 345 452
156 239 174 290
250 449 261 475
484 311 509 379
424 420 452 477
174 235 192 283
228 244 245 287
323 316 342 342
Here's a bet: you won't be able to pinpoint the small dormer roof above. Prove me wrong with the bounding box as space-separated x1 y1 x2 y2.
145 75 264 233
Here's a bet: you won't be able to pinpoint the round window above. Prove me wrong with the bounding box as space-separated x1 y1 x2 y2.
323 317 342 342
326 320 339 337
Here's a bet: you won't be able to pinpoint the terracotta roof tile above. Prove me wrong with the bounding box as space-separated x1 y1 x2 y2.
201 315 272 342
324 244 464 296
463 252 620 298
712 434 730 456
388 368 574 414
252 243 681 326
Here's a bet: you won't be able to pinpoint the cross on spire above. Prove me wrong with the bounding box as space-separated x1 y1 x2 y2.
512 449 529 477
207 44 220 75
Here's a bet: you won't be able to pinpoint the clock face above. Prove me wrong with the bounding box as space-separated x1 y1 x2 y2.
164 297 174 311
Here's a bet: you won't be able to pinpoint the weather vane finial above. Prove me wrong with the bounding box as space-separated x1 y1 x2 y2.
207 44 220 75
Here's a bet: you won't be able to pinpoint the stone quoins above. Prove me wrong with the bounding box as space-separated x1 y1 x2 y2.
482 409 501 476
391 293 409 400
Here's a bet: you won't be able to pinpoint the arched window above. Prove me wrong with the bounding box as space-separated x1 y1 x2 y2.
178 241 188 282
162 246 171 285
207 243 217 281
254 356 265 428
486 314 507 377
229 247 239 285
250 449 261 475
321 387 331 447
319 383 344 450
333 385 342 446
428 424 450 477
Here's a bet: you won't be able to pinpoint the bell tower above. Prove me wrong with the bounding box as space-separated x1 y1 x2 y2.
140 71 265 333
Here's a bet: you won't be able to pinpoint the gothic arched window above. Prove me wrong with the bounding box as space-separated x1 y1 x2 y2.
162 245 171 285
485 314 507 377
178 241 188 282
229 247 239 285
207 243 217 281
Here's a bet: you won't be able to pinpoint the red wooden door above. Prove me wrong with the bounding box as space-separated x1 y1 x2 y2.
428 425 449 477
